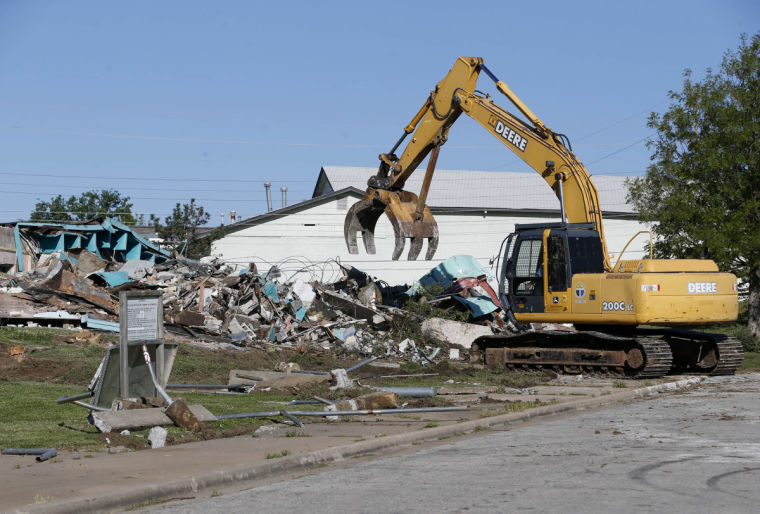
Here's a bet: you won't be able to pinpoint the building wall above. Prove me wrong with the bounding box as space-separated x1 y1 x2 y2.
211 196 651 286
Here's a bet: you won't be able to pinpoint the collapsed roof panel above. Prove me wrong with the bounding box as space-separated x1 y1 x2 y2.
12 217 171 271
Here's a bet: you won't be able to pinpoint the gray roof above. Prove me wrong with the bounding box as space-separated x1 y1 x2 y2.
314 166 635 214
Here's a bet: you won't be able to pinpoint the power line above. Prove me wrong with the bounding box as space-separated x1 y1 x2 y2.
0 170 315 183
586 133 655 166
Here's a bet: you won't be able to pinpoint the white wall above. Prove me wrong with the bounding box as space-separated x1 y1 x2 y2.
211 196 650 286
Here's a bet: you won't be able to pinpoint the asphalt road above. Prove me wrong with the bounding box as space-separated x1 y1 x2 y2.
150 374 760 513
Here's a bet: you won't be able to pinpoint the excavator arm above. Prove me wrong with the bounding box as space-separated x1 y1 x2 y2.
344 56 612 271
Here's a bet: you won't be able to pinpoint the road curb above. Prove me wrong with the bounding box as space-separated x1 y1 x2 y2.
19 376 705 513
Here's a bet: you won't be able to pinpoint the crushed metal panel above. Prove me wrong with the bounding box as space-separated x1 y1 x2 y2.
42 269 116 313
91 342 178 408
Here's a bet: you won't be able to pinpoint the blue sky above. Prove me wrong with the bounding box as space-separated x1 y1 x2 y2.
0 0 757 223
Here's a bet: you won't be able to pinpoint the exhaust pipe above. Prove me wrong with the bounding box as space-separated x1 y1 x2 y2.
281 187 287 208
264 183 272 212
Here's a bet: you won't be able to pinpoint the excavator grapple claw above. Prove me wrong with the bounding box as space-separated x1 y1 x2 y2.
344 189 439 261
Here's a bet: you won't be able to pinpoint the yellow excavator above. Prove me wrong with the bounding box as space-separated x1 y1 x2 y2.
344 57 743 378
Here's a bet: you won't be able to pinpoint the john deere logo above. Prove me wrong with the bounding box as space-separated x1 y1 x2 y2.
575 282 586 299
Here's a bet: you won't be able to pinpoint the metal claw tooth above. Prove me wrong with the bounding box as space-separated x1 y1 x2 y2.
344 197 384 255
425 235 439 261
344 188 439 261
407 237 423 261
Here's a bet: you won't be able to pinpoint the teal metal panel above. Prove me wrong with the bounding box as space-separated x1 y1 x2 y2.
114 232 128 251
38 234 65 253
13 224 23 271
125 242 143 261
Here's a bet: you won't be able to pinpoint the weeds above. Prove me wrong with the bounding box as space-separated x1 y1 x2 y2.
265 450 291 459
285 430 311 438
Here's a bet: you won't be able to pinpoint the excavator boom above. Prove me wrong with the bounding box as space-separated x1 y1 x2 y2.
344 57 610 268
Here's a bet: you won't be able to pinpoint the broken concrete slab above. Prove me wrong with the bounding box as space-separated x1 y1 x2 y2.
258 373 331 394
421 317 493 350
331 391 399 411
119 260 155 280
228 370 285 386
91 405 216 433
437 385 500 395
72 250 108 277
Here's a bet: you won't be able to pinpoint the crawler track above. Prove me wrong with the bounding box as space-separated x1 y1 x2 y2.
638 328 744 376
472 328 742 379
634 337 674 379
709 336 744 376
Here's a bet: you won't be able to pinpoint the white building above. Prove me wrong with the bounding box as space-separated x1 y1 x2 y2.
211 166 650 286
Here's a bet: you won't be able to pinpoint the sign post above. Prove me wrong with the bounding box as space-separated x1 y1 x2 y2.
119 290 164 400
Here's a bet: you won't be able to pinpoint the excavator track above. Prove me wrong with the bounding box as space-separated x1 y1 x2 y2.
638 328 744 376
633 338 674 379
473 328 743 379
473 330 674 379
709 337 744 376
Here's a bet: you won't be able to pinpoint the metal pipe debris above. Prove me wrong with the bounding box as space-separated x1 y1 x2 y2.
369 386 438 398
282 410 304 428
72 400 110 412
291 370 331 376
346 356 378 373
216 406 467 420
2 448 58 462
358 373 439 380
56 392 92 404
142 343 173 405
166 383 257 390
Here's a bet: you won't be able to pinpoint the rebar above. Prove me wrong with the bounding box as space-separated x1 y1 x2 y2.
216 406 467 420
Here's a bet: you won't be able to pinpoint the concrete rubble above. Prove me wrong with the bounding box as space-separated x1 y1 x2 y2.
1 230 509 362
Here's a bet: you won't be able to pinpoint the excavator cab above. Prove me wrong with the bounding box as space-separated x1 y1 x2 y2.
501 223 605 318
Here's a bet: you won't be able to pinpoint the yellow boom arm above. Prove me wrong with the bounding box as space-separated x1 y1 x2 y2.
344 56 611 270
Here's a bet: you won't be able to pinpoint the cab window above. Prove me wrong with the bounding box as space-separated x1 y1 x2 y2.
513 239 543 296
547 235 568 292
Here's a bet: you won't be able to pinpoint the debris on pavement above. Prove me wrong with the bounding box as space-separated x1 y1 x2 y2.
148 426 168 449
1 447 58 462
90 404 217 433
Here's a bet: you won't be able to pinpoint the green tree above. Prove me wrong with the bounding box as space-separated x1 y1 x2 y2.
151 198 213 259
627 33 760 338
31 189 141 224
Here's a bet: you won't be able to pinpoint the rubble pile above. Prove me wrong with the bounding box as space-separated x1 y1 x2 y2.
1 226 507 360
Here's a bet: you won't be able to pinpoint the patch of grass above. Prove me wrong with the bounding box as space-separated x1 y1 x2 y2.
211 490 222 498
265 449 291 459
0 381 101 449
125 497 173 510
613 380 627 388
741 352 760 371
284 430 311 438
33 494 52 505
423 422 439 429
